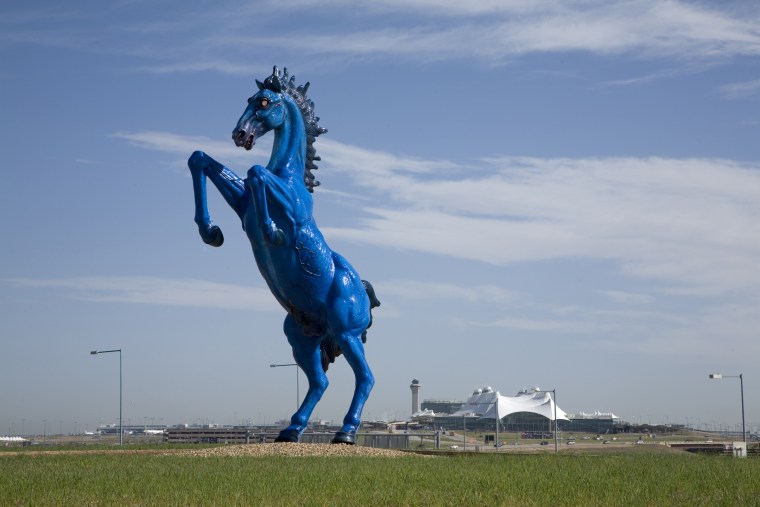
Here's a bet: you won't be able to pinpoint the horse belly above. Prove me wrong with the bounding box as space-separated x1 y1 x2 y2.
249 227 333 313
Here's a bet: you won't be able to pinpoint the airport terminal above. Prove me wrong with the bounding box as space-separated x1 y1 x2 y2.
410 379 619 434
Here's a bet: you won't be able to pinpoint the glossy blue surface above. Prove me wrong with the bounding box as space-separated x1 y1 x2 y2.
188 67 378 444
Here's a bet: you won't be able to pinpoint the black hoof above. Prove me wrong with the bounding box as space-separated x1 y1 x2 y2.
275 429 300 443
201 225 224 247
331 432 356 445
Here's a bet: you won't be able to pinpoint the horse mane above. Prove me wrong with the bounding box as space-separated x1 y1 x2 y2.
257 66 327 193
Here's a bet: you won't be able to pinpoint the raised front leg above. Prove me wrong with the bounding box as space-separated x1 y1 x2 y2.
246 164 285 246
188 151 246 246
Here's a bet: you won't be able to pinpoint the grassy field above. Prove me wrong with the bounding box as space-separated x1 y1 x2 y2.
2 448 759 506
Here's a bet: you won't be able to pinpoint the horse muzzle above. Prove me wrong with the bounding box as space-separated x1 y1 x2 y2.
232 126 256 151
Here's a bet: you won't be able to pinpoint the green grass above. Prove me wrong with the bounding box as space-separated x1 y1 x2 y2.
0 442 214 453
2 452 759 506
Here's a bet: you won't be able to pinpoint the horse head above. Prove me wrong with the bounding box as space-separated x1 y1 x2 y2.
232 66 327 192
232 90 285 151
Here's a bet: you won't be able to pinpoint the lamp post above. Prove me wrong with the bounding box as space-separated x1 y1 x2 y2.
270 363 300 411
709 373 745 443
534 389 558 453
91 349 122 445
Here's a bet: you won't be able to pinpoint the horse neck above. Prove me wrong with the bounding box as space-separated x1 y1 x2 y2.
267 99 306 181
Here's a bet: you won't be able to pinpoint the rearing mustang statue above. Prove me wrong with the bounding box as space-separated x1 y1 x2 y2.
187 66 379 444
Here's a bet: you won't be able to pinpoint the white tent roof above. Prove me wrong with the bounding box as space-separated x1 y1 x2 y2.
452 386 569 421
0 436 28 442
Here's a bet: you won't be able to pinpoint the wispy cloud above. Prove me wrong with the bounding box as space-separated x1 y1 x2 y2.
721 78 760 99
325 154 760 295
221 4 760 65
131 60 255 76
598 290 653 305
111 131 273 169
4 276 281 311
119 129 760 296
382 280 520 306
4 1 760 71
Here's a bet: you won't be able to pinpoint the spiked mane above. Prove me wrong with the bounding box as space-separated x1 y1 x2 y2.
257 66 327 192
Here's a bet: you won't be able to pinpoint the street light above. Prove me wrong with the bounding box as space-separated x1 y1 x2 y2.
91 349 122 445
270 363 300 411
534 389 558 453
709 373 745 443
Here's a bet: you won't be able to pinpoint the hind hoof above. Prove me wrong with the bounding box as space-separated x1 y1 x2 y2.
331 432 356 445
275 429 300 443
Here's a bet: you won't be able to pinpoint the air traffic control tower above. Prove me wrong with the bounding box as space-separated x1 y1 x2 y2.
410 378 421 415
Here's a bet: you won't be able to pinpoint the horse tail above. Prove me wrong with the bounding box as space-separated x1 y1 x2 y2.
319 280 380 372
361 279 381 344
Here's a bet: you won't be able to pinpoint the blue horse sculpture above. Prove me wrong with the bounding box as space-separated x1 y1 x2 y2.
188 66 379 444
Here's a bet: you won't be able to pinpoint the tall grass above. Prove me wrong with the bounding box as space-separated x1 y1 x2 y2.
2 452 759 506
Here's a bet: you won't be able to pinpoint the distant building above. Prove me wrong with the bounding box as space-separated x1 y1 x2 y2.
410 379 421 415
412 385 619 434
566 411 620 434
412 386 568 431
421 399 464 415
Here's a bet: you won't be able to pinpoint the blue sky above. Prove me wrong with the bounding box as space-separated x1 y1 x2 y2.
1 0 759 435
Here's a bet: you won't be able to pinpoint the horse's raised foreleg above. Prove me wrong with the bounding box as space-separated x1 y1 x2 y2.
275 315 329 443
246 165 286 246
188 150 246 246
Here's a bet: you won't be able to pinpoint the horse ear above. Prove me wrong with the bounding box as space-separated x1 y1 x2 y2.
256 79 265 90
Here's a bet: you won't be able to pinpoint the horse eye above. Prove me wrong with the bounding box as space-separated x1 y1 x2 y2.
260 98 269 108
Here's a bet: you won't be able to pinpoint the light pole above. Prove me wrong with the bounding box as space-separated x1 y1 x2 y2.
709 373 745 443
534 389 558 453
270 363 299 411
91 349 122 445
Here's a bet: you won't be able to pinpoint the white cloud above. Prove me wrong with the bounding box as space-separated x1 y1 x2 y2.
131 60 255 76
615 298 760 358
381 280 520 306
721 78 760 99
118 130 760 295
111 131 272 169
323 154 760 295
4 276 281 311
6 2 760 71
226 1 760 64
598 290 653 305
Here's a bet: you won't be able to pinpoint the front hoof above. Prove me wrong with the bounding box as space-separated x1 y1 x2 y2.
201 225 224 247
331 432 356 445
275 429 300 443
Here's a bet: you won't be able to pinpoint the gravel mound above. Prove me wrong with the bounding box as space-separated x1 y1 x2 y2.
172 443 431 458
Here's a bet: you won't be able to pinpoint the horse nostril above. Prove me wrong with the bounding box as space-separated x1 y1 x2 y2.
235 131 245 141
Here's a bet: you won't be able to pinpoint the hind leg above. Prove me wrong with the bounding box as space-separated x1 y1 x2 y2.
331 332 374 444
275 315 329 443
326 259 374 444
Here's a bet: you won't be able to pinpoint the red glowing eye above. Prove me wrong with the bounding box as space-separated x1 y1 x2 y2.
260 99 269 108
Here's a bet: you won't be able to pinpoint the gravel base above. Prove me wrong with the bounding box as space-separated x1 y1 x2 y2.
170 443 432 458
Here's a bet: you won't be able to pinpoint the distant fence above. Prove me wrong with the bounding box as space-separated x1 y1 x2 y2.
164 428 440 449
668 442 760 457
164 427 252 444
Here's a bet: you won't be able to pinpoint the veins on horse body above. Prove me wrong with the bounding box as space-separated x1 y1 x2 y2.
295 238 321 276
